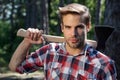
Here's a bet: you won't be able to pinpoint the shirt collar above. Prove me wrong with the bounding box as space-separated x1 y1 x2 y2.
56 43 90 56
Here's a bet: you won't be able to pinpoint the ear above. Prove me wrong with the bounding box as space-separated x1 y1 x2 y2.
86 22 91 32
61 23 64 32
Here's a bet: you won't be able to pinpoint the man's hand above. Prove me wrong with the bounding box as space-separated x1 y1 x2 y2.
24 28 44 45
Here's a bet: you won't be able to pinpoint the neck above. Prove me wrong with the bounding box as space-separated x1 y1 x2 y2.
65 43 85 56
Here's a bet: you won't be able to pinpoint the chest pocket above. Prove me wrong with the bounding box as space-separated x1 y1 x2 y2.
77 70 97 80
51 62 62 79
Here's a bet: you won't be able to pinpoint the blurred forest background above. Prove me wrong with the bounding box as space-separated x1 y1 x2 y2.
0 0 120 78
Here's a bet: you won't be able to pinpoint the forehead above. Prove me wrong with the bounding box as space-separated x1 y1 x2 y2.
62 13 81 25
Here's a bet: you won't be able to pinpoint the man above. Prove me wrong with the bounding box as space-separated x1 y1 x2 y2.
9 3 117 80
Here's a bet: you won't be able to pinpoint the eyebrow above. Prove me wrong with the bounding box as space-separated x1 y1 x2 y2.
63 23 86 27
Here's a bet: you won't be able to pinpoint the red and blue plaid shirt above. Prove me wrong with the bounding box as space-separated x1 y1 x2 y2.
16 43 117 80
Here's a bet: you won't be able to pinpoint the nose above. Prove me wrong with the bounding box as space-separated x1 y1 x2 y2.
71 27 79 37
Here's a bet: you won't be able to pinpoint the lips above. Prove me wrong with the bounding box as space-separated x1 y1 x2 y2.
69 38 78 43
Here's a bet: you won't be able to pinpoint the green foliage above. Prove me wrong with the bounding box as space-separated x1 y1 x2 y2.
87 24 95 40
49 0 59 35
0 21 21 67
0 21 11 66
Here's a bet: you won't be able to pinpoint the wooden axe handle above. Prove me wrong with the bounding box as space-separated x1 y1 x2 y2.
17 28 97 48
17 28 65 42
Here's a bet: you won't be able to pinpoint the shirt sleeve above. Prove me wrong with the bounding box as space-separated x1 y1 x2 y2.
101 60 117 80
16 44 50 74
105 60 117 80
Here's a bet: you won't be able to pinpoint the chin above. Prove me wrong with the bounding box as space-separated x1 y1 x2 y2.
74 42 85 48
69 43 79 48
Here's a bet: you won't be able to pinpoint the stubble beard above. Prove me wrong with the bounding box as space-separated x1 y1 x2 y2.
66 33 85 49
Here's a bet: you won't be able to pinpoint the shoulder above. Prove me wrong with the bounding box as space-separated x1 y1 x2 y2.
87 46 114 65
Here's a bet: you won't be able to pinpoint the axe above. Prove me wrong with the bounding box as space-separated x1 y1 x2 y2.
17 28 97 48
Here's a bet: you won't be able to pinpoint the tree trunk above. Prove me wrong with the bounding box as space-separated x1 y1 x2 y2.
10 0 15 50
105 29 120 79
95 0 101 25
56 0 64 36
40 0 49 34
25 0 37 28
104 0 120 29
104 0 120 79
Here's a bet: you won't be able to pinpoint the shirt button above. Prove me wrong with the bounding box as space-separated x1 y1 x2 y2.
69 69 72 73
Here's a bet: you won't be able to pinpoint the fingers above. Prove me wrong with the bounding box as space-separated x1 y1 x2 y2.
27 28 43 41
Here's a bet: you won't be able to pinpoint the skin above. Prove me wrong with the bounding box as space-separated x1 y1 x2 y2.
61 13 90 55
9 13 91 72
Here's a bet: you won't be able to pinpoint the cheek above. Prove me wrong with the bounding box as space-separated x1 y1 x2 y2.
63 31 71 39
77 28 87 35
63 32 70 37
77 29 84 35
62 28 70 35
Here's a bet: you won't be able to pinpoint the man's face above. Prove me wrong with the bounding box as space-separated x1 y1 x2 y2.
61 13 89 49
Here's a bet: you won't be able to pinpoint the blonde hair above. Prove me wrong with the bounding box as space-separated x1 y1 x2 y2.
59 3 91 25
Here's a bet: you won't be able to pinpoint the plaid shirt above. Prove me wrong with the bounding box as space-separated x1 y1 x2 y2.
16 43 117 80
